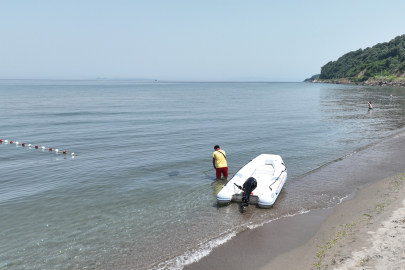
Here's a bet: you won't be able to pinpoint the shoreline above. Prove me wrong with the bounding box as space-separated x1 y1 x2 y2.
184 174 405 270
261 173 405 269
308 78 405 87
184 128 405 270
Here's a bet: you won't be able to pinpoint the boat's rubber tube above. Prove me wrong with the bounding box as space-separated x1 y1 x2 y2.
258 202 273 208
258 171 287 208
217 186 233 204
217 197 232 204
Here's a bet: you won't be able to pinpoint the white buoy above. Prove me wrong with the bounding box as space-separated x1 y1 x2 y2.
42 146 45 150
16 141 19 145
71 152 75 156
5 140 8 143
28 144 32 147
55 149 59 153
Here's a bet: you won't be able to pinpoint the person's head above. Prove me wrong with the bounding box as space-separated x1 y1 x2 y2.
214 145 220 150
369 101 372 104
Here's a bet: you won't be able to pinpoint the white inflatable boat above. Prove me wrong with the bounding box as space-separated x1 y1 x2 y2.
216 154 287 209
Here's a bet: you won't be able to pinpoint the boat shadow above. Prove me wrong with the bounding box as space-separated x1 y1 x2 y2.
212 191 287 211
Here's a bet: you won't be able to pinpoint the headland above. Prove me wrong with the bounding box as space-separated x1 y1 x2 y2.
309 77 405 87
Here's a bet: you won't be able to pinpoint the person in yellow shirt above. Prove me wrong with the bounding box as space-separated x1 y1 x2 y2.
212 145 228 179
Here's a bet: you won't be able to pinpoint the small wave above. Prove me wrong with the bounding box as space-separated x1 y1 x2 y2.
154 231 236 270
339 195 349 203
393 131 405 139
247 209 311 230
154 208 313 270
342 151 357 159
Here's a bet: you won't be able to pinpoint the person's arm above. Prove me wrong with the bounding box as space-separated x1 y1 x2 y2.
213 157 216 169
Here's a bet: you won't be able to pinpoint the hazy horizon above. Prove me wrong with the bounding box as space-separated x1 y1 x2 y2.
0 78 305 82
1 0 405 81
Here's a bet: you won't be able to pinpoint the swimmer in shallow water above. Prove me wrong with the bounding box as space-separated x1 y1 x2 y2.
390 94 393 99
368 101 373 109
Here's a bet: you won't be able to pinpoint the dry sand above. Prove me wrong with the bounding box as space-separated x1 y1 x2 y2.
261 173 405 270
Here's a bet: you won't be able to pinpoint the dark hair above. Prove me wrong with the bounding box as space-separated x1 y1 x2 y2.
214 145 220 149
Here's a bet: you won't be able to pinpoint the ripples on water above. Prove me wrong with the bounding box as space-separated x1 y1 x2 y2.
1 81 404 269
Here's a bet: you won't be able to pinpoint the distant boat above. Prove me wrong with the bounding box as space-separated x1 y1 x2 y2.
216 154 287 209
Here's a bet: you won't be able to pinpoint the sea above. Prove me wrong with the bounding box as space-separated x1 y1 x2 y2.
1 80 404 270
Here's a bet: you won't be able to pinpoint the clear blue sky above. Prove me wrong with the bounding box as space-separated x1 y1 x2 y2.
1 0 405 81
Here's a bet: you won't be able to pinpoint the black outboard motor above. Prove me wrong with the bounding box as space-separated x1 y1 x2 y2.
241 177 257 209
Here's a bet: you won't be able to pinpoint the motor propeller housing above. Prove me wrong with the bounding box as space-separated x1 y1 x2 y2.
241 177 257 209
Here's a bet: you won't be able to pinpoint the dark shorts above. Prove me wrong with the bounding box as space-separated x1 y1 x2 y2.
216 167 228 178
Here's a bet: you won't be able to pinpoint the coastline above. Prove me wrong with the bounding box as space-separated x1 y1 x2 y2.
185 174 405 270
308 78 405 87
184 128 405 270
261 173 405 270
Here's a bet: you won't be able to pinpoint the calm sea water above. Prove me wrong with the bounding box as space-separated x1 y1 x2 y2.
1 81 405 270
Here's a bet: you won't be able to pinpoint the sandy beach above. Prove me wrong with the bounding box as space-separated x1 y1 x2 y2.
262 173 405 270
185 129 405 270
185 173 405 270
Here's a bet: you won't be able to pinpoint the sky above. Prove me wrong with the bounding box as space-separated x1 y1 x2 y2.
1 0 405 81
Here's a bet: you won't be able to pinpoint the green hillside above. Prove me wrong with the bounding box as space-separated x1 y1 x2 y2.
320 35 405 81
304 74 320 82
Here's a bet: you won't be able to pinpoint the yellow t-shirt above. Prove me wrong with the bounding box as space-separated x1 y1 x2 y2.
213 150 227 168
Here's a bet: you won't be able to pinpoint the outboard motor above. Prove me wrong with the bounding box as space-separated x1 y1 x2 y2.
241 177 257 209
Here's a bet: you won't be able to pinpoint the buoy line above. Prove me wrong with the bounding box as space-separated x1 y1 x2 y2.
0 139 78 156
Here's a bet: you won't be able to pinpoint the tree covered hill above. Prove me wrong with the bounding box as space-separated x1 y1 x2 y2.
320 34 405 81
304 74 320 82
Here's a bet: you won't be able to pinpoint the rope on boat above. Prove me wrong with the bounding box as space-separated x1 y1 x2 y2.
0 139 77 156
269 162 287 191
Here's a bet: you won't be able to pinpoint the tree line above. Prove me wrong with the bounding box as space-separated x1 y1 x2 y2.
320 34 405 81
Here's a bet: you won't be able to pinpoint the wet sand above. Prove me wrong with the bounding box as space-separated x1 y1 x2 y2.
185 130 405 270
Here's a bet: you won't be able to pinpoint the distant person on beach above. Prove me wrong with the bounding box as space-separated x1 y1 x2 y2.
213 145 228 180
368 101 373 109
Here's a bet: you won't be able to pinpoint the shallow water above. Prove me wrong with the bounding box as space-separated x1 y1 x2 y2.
1 81 404 269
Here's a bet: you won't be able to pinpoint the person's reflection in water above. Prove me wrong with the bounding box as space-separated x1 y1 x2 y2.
367 107 373 117
211 178 228 197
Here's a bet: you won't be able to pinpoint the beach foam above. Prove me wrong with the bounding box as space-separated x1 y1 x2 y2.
154 231 236 270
